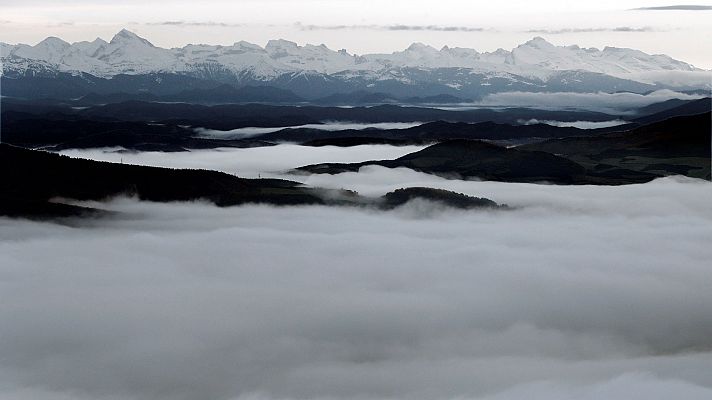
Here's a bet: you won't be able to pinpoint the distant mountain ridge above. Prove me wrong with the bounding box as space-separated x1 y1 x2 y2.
2 30 702 79
2 30 710 101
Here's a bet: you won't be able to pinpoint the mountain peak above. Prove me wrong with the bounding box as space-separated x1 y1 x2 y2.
524 36 554 48
266 39 298 49
110 29 154 47
232 40 263 51
37 36 70 49
406 42 436 52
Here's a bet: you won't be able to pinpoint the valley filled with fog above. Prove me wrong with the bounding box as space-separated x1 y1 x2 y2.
59 144 427 180
2 145 711 400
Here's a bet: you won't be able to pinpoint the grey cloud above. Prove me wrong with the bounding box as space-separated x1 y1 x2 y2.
145 20 244 27
42 21 76 27
632 5 712 10
296 22 486 32
527 26 658 34
2 144 712 400
387 24 485 32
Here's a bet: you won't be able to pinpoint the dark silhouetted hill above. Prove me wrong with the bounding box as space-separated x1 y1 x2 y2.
522 112 711 179
0 144 324 217
0 145 505 218
633 98 711 125
382 187 503 209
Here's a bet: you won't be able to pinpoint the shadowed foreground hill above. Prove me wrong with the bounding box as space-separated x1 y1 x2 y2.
0 145 503 218
0 144 324 217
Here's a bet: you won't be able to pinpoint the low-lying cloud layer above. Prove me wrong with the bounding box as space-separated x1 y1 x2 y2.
4 146 712 400
527 27 657 34
632 5 712 11
1 173 711 400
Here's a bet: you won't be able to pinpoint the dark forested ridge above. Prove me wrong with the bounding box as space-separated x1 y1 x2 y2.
0 144 324 217
522 112 712 180
1 111 612 151
1 97 708 218
0 145 503 218
298 113 712 184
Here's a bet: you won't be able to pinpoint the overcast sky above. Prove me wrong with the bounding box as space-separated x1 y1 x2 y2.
1 0 711 67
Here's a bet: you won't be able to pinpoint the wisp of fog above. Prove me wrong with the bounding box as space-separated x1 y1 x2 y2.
60 144 426 179
476 89 704 114
518 119 629 129
2 145 712 400
195 122 425 139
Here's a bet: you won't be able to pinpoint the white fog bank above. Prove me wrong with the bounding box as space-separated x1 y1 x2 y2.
59 144 427 179
519 119 629 129
195 121 425 139
8 144 710 400
1 176 712 400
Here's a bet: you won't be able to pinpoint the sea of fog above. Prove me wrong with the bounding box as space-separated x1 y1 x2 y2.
195 122 425 139
518 119 629 129
195 120 630 137
59 144 428 179
2 145 712 400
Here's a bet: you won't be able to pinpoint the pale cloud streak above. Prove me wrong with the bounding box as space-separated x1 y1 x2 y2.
527 26 659 34
296 22 487 32
145 20 245 28
632 5 712 10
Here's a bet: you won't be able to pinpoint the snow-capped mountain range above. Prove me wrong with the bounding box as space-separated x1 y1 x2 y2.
1 29 710 101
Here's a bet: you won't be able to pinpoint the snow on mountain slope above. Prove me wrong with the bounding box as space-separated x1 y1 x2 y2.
91 29 179 74
13 37 71 65
1 29 708 88
264 39 366 74
175 41 295 79
508 37 698 79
